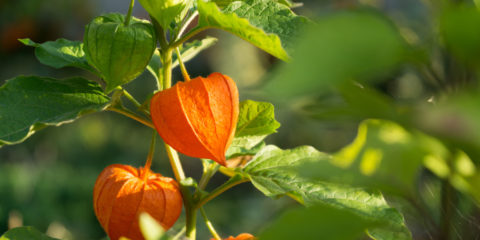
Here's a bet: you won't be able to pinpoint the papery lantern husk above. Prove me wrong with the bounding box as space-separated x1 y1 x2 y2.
93 164 183 240
83 13 156 93
150 72 239 166
211 233 256 240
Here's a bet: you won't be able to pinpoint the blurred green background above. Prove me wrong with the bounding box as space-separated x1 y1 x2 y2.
1 0 479 239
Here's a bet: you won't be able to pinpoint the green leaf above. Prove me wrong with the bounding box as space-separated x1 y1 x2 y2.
1 226 59 240
0 76 110 146
226 100 280 158
194 0 305 61
19 38 95 73
236 100 280 137
222 0 309 53
259 204 380 240
264 10 406 98
147 37 218 82
83 13 156 93
243 145 412 240
139 0 193 30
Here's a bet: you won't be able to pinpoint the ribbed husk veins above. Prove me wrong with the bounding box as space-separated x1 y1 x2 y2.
150 73 239 166
93 164 183 240
83 13 156 93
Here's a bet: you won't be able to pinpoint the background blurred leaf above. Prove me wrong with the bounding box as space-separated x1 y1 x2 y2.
226 100 280 159
302 119 449 196
1 226 59 240
264 10 406 98
0 76 110 146
139 212 171 240
242 145 412 239
441 5 480 68
19 38 96 73
305 82 410 124
258 204 379 240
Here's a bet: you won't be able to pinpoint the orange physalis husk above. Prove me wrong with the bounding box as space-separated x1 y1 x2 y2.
93 164 183 240
211 233 256 240
150 72 239 166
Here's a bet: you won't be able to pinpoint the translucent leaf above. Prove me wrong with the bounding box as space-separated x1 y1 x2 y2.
194 0 307 61
226 100 280 159
19 38 95 73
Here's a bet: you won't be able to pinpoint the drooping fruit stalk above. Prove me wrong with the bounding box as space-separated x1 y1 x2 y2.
150 72 239 166
93 164 182 240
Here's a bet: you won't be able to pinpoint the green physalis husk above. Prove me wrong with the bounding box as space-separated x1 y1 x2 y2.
83 13 156 93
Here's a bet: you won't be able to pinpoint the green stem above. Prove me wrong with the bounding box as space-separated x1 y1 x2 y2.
198 161 219 190
172 226 186 240
124 0 135 26
162 49 174 90
164 144 186 181
171 27 208 49
144 131 156 171
156 32 196 238
195 175 249 209
200 207 221 240
122 89 142 109
178 11 199 39
106 105 155 129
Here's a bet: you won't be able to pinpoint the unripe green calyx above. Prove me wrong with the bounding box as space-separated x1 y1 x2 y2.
83 13 156 93
139 0 193 30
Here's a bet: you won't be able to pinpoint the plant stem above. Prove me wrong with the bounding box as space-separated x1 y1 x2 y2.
164 144 186 181
178 11 199 39
200 207 221 240
172 226 186 240
121 88 142 109
106 105 155 129
195 175 249 209
156 30 197 238
171 27 208 49
144 131 156 171
198 161 219 190
176 47 191 81
162 49 174 90
124 0 135 26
